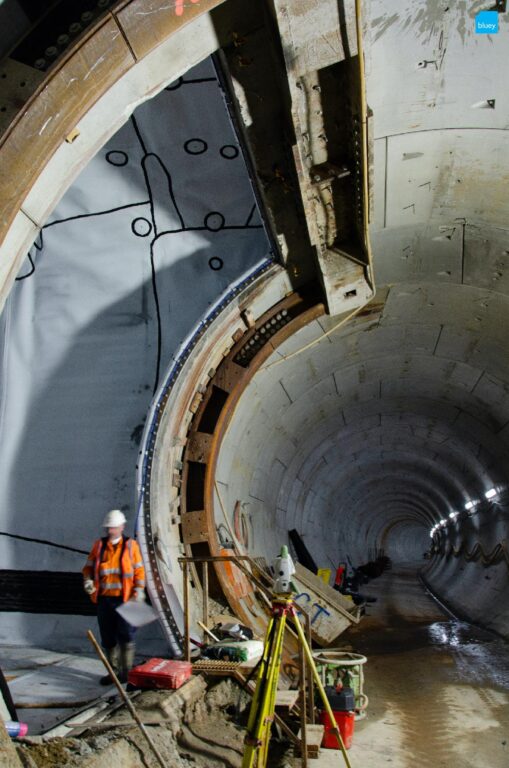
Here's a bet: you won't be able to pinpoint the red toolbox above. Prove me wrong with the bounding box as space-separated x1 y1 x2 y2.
319 709 355 750
128 658 192 690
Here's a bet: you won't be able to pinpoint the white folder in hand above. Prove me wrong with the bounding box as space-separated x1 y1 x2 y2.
116 599 158 628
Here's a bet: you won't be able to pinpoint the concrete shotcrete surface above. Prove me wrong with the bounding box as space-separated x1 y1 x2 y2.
346 565 509 767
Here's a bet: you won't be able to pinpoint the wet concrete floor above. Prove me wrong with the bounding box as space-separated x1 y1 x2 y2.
343 564 509 767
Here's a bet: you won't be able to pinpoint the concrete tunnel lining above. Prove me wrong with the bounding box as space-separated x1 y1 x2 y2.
179 212 509 633
0 2 509 762
0 0 507 658
141 213 509 647
210 290 509 564
143 268 509 646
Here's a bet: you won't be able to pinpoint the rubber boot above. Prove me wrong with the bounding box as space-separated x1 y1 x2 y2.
118 642 136 683
100 646 119 685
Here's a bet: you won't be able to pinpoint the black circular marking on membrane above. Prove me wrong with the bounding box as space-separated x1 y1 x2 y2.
220 144 239 159
209 257 224 271
184 138 208 155
131 217 153 237
106 150 128 166
204 212 225 231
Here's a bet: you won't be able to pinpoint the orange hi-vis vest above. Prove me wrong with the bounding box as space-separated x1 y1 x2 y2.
83 536 145 604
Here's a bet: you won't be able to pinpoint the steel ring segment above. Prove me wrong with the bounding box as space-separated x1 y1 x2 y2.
138 263 276 653
179 289 324 634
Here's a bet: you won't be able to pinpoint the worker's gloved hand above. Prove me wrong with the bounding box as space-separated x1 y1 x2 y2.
83 579 96 595
133 589 145 603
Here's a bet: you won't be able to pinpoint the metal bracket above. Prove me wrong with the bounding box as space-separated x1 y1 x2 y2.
310 162 350 185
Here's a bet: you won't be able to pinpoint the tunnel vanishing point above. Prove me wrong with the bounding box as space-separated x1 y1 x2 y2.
0 0 508 656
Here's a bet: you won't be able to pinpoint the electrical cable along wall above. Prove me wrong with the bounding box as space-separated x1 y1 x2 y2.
424 494 509 635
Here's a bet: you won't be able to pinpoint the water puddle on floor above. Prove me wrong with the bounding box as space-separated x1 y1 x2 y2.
343 568 509 767
427 620 509 690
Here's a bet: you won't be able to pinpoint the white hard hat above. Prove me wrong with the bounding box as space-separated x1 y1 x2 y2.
102 509 127 527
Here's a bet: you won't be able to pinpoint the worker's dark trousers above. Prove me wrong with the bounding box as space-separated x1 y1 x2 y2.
97 596 136 649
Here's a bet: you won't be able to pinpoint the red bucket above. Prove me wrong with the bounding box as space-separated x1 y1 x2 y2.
319 708 355 750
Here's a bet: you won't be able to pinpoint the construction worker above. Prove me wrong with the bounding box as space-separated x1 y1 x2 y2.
83 509 145 684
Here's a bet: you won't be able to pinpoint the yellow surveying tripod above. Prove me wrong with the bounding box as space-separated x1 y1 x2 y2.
241 593 354 768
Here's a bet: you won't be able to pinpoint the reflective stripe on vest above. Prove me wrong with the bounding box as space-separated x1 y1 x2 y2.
91 536 142 603
100 582 123 590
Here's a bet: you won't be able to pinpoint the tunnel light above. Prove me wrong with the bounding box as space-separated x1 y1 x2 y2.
439 519 447 527
464 501 475 511
485 488 497 500
449 511 458 520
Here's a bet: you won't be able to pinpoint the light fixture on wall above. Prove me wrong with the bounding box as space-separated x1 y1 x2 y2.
485 487 497 500
464 500 475 510
449 511 458 520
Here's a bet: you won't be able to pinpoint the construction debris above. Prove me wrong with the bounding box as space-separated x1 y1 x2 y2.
12 676 254 768
0 719 23 768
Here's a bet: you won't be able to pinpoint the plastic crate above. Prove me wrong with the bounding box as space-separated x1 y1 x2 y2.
128 658 192 690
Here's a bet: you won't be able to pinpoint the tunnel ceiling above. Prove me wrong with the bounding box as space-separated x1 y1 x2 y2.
212 2 509 569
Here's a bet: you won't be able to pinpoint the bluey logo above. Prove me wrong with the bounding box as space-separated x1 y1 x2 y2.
475 10 499 34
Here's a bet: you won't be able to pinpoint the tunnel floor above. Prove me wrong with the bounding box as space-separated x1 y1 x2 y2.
343 565 509 768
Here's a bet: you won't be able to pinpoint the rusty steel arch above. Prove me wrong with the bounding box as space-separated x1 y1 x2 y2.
178 288 325 634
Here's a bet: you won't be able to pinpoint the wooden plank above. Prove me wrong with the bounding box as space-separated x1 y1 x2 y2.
291 752 343 767
293 564 357 646
234 670 300 747
202 561 209 631
295 564 357 615
181 510 208 544
65 718 171 729
273 0 352 76
189 392 203 414
114 0 225 61
297 724 324 746
275 689 299 710
296 724 324 757
15 700 96 709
